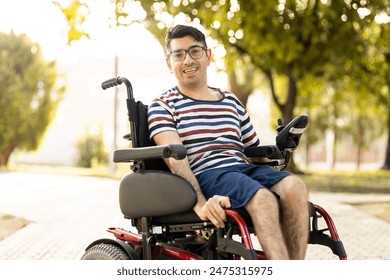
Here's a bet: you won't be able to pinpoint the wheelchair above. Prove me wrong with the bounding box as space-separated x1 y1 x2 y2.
81 77 347 260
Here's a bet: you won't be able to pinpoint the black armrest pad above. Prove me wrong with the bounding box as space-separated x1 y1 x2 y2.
113 144 187 162
244 145 284 159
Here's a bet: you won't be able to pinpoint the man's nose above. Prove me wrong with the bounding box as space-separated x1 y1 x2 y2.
183 51 195 64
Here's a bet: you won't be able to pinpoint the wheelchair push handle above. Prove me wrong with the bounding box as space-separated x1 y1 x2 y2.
101 77 120 89
101 76 134 100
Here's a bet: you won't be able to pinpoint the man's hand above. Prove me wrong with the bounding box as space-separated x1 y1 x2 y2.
194 195 231 228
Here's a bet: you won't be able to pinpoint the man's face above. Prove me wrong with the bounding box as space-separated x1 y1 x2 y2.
166 35 211 90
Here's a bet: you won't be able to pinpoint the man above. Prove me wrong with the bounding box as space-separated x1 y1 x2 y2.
147 24 309 260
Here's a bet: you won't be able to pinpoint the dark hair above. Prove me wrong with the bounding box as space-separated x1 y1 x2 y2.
165 25 207 51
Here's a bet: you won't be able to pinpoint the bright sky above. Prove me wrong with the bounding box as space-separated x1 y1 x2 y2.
0 0 229 101
0 0 226 83
0 0 166 63
0 0 67 60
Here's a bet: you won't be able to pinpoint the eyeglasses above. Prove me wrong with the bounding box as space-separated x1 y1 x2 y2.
167 45 207 61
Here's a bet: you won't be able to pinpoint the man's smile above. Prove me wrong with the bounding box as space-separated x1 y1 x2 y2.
183 67 198 73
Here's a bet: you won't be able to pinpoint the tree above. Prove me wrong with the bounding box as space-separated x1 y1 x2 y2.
374 17 390 169
130 0 390 171
0 32 63 166
295 74 329 167
56 0 390 170
329 14 390 169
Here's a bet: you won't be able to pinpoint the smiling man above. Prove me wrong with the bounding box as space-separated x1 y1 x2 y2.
147 24 310 260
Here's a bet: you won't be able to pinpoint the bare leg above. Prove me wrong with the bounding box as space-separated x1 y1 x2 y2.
245 188 289 259
271 175 309 259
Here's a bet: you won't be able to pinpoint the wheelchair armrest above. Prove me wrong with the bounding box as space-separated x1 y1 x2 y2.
244 145 284 160
113 144 187 163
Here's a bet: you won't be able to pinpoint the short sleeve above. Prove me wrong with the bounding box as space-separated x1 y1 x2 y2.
147 100 177 139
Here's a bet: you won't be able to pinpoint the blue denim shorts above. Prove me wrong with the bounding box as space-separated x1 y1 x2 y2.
195 164 290 208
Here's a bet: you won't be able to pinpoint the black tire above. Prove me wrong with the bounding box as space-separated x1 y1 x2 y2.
81 243 130 260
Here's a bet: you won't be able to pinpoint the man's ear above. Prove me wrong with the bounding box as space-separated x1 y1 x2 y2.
166 56 173 72
206 48 212 65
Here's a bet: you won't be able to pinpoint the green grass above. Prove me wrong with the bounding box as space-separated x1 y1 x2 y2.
3 164 390 194
301 170 390 193
3 163 130 180
0 214 30 241
350 201 390 223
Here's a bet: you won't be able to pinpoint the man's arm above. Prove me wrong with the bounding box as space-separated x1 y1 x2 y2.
153 131 230 228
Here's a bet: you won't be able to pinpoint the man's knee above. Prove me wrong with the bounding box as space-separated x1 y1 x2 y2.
288 175 308 194
245 188 279 214
273 175 308 200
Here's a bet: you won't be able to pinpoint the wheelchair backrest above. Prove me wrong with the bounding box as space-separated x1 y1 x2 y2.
127 99 169 171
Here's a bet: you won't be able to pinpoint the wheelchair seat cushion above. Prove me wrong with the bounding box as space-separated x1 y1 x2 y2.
119 171 197 218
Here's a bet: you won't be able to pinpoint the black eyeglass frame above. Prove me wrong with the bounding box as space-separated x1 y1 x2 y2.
167 45 208 61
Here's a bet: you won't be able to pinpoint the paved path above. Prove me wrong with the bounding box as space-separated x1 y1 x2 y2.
0 171 389 260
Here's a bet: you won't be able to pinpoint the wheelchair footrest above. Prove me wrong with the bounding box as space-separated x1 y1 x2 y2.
309 232 347 259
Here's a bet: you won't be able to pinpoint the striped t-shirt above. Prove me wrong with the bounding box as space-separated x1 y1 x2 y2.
147 86 260 175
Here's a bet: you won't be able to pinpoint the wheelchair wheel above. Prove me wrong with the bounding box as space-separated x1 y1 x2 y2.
81 243 130 260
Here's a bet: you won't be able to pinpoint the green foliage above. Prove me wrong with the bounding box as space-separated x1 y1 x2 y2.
0 31 63 166
76 130 108 168
53 0 90 45
56 0 390 169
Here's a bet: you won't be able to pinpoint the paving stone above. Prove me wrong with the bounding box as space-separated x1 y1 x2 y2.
1 171 389 260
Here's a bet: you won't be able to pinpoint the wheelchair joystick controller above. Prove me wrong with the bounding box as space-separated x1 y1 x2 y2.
276 118 285 134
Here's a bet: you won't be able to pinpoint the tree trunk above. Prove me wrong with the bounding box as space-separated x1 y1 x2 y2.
266 70 302 173
356 145 361 170
305 140 310 169
382 111 390 170
356 117 363 170
0 141 18 167
266 70 297 124
332 133 337 170
227 70 250 106
382 50 390 170
282 72 297 124
283 73 303 173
